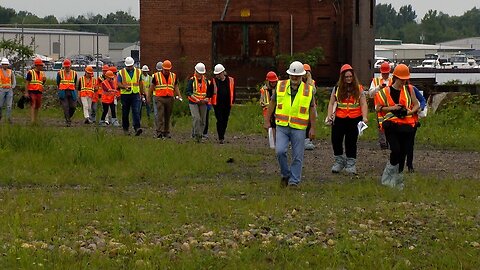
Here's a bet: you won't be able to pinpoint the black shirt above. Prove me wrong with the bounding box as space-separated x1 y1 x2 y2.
213 76 234 107
390 86 401 104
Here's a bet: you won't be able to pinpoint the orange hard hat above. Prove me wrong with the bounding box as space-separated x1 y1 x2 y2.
392 64 410 80
340 64 353 74
85 66 94 74
34 58 43 66
102 64 109 71
266 71 278 82
303 64 311 72
109 66 117 73
162 60 172 70
63 59 71 67
105 71 115 79
380 62 391 73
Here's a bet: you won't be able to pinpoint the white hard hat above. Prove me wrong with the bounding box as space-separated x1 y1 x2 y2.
142 65 149 72
213 64 225 75
1 58 9 65
195 62 206 74
286 61 306 76
125 57 135 67
156 61 163 71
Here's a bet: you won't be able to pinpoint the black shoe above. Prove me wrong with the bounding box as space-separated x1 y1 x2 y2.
380 144 389 150
135 128 143 136
219 139 225 144
287 182 299 188
156 133 164 139
408 167 415 173
280 177 289 188
163 133 171 139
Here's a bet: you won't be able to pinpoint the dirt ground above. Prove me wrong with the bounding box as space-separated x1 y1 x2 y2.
9 116 480 182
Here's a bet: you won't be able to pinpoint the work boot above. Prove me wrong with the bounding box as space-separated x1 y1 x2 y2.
111 118 121 127
331 155 346 173
344 158 357 174
135 128 143 136
304 138 315 150
280 176 289 188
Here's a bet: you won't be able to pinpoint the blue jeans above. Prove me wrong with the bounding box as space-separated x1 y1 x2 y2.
121 93 141 131
275 125 306 185
0 89 13 120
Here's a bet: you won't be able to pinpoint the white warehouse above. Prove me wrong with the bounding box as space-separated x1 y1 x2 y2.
0 27 109 60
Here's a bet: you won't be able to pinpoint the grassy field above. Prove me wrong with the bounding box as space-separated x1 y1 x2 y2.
1 97 479 269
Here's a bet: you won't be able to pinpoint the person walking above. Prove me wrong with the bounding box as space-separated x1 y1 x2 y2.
56 59 78 126
326 64 368 174
211 64 235 144
148 60 182 138
24 58 46 124
186 62 211 142
406 85 426 173
78 66 95 124
260 71 279 146
369 61 393 149
92 64 110 123
264 61 316 187
99 71 119 126
140 65 152 121
0 58 16 124
118 57 144 136
375 64 420 189
303 64 317 150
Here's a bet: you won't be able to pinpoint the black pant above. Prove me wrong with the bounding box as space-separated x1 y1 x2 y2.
101 103 116 120
406 124 418 169
213 105 231 140
384 122 415 173
60 91 76 123
331 116 361 158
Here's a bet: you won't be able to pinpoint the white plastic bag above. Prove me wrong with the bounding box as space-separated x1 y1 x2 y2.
268 128 275 149
418 107 428 118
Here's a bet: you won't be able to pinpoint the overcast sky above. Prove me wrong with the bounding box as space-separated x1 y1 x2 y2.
0 1 478 21
377 0 479 20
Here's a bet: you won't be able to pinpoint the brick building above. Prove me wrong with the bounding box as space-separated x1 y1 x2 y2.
140 0 374 88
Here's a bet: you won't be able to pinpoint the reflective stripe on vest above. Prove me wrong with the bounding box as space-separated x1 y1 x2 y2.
27 70 45 91
375 84 415 128
260 85 271 107
372 77 392 87
0 69 12 89
101 79 117 103
80 76 95 97
275 80 313 130
58 70 76 90
188 76 207 103
154 72 176 97
211 76 234 105
334 85 363 118
120 68 141 94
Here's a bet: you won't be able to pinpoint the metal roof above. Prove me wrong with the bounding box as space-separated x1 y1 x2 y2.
0 27 107 36
376 43 473 51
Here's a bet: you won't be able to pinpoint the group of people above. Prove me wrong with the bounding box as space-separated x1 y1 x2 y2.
8 57 236 142
262 61 426 190
2 56 426 189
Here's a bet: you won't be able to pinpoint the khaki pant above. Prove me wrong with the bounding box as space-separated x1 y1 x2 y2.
189 103 207 138
155 96 174 135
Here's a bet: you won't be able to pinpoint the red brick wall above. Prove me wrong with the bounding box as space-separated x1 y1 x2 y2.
140 0 373 85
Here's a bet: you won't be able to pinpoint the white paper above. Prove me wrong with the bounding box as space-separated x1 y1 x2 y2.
357 121 368 136
268 128 275 149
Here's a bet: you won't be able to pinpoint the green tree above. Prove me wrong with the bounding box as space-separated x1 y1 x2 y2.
0 37 34 70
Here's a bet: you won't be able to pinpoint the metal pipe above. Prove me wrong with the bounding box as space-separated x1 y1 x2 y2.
221 0 230 20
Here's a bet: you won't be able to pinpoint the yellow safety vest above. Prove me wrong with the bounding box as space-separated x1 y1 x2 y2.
275 80 313 130
120 68 141 94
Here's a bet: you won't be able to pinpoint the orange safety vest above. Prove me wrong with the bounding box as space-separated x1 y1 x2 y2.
211 76 234 106
372 77 393 87
27 70 45 92
79 76 95 98
0 69 12 89
153 72 176 97
335 85 363 119
375 84 416 129
58 70 77 90
188 75 208 103
101 79 117 104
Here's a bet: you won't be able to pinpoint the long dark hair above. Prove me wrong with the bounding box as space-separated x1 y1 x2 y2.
336 70 361 101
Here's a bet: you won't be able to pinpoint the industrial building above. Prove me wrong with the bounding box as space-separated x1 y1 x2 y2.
140 0 375 86
0 27 109 60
